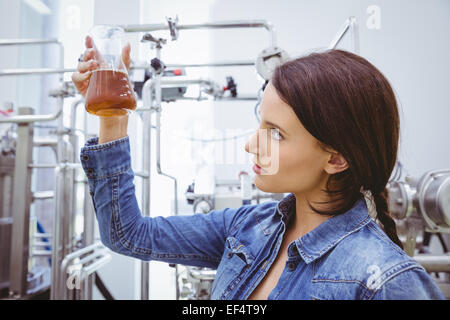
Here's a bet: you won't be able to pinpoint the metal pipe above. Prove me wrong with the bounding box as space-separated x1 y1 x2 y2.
69 99 84 260
0 38 61 46
81 254 112 300
55 93 68 297
77 249 109 267
0 60 255 77
33 137 58 147
149 51 181 300
61 140 75 262
32 162 81 170
121 20 277 47
0 37 64 78
31 250 52 257
140 77 153 301
134 171 150 178
79 254 112 300
82 98 95 298
413 254 450 272
140 79 182 214
29 164 57 169
70 99 85 136
50 165 62 300
34 233 52 238
328 18 350 50
328 17 360 54
0 103 62 124
50 162 79 300
155 99 179 217
33 241 52 247
8 108 34 298
32 191 55 201
60 242 105 276
165 61 254 68
157 76 220 87
0 68 76 77
215 96 258 101
349 17 360 54
80 254 112 280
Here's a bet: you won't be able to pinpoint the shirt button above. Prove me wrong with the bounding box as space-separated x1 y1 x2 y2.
288 262 296 271
227 252 233 258
82 154 89 161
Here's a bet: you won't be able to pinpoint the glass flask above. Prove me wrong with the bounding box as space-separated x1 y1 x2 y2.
85 25 136 116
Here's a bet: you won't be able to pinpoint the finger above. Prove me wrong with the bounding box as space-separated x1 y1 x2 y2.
71 71 92 95
82 48 95 62
72 70 91 83
85 35 93 49
84 36 103 61
77 59 99 73
84 35 107 66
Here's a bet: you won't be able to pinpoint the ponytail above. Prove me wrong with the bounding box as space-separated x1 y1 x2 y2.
372 188 403 249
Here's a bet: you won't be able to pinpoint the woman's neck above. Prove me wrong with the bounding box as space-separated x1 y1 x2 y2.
289 193 332 239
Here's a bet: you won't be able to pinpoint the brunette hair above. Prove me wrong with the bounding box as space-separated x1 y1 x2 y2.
272 49 403 249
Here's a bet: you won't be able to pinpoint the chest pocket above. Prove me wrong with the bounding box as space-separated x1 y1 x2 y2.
211 236 255 299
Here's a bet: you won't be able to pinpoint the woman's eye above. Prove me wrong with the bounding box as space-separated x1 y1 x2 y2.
270 128 283 140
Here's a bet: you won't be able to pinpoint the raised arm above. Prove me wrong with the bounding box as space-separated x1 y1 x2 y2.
80 136 243 268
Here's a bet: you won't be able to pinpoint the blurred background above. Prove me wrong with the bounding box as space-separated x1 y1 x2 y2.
0 0 449 300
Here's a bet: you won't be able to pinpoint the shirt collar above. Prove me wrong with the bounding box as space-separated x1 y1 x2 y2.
276 193 371 264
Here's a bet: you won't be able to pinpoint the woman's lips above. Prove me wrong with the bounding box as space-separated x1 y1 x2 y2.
253 163 266 175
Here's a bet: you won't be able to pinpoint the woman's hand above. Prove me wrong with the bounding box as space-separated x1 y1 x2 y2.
71 35 131 97
72 35 132 144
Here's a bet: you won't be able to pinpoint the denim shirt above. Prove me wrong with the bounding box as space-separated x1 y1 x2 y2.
80 136 445 300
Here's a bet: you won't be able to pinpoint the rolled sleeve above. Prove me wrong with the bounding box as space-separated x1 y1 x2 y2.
80 136 131 179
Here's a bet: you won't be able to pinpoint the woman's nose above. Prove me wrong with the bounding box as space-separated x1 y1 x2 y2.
245 130 259 155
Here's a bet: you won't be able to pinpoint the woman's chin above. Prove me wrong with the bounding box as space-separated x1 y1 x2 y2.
253 175 274 193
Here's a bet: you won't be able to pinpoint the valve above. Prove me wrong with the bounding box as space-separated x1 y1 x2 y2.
150 57 166 75
224 76 237 97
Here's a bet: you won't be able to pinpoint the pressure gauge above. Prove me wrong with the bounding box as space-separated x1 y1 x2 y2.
255 46 290 81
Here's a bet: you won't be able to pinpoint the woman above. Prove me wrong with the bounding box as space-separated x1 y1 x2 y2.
73 36 445 300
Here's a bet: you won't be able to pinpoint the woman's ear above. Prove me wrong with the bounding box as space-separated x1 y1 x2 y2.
324 152 349 174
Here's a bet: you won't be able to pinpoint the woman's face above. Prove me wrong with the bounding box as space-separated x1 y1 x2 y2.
245 82 333 195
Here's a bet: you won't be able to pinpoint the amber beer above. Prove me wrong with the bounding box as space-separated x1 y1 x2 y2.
85 69 136 116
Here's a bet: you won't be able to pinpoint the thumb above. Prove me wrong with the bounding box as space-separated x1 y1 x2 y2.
122 42 131 71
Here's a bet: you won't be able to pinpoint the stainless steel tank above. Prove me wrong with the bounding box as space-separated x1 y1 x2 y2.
0 154 14 290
